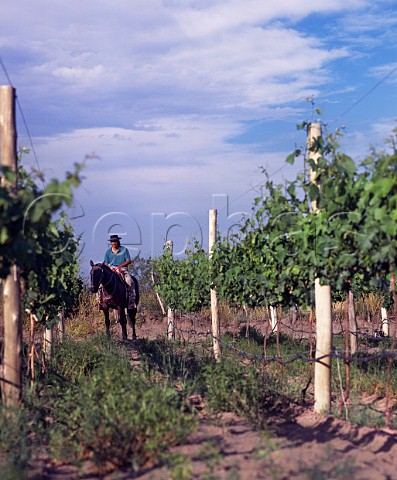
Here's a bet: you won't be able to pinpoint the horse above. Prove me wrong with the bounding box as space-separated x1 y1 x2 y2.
89 261 140 340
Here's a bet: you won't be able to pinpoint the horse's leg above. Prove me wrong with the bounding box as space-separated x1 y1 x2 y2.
104 308 111 337
127 308 137 340
119 307 128 340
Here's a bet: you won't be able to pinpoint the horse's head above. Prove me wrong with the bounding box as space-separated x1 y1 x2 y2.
90 260 103 294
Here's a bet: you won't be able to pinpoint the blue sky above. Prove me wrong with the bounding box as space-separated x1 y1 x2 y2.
1 0 396 275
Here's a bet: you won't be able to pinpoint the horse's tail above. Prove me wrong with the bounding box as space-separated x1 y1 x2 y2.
132 276 140 307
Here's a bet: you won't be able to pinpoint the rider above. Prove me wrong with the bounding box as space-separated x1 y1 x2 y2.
104 234 135 308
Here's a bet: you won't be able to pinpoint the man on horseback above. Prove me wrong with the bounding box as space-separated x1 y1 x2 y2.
104 234 136 308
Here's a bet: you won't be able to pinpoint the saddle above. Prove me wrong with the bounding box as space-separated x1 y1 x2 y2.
115 270 136 309
97 269 136 310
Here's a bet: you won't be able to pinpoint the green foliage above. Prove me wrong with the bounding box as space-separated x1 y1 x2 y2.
355 139 397 277
212 173 315 308
213 124 397 309
51 334 118 380
153 241 211 312
128 256 154 291
24 214 84 326
201 359 268 426
61 364 194 469
0 337 197 474
151 121 397 314
0 407 36 470
0 158 84 326
51 338 195 469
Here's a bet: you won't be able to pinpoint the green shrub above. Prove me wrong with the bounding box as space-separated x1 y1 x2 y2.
0 337 197 475
50 335 113 381
0 408 32 470
201 359 268 426
45 338 197 471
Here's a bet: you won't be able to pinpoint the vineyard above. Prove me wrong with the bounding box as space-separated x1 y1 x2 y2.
153 120 397 421
1 82 397 478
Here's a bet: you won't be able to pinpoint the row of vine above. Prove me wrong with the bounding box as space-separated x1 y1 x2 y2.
0 149 84 327
153 123 397 314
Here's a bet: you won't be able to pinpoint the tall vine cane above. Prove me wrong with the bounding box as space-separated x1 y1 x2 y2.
385 271 397 427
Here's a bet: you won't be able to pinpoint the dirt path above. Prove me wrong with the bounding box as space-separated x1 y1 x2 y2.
35 404 397 480
96 322 397 480
134 408 397 480
121 319 397 480
11 315 397 479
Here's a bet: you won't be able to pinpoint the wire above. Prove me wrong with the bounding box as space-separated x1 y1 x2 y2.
223 64 397 222
332 64 397 124
0 56 43 180
0 56 12 85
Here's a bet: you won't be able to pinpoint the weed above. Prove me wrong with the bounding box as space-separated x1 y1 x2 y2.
45 339 197 471
197 440 223 478
0 407 32 470
0 463 26 480
0 337 198 475
201 359 268 427
50 334 125 381
299 453 356 480
66 288 104 338
137 338 210 382
255 432 284 480
163 452 193 480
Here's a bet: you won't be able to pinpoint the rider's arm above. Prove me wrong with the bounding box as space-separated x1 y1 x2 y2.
115 258 131 269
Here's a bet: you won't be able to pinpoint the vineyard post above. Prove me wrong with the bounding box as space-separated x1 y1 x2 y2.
0 85 22 407
381 307 389 337
269 305 278 333
57 311 66 341
44 327 53 362
165 240 175 339
348 290 358 355
308 123 332 414
209 209 221 361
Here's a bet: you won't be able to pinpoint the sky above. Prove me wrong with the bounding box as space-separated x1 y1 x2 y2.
0 0 396 276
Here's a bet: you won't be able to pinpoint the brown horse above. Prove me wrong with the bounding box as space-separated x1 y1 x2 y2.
89 261 139 340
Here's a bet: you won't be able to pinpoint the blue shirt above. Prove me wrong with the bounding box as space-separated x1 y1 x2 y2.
104 245 131 267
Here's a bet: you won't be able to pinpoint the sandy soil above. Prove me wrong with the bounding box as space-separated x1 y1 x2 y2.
130 316 397 480
3 311 397 479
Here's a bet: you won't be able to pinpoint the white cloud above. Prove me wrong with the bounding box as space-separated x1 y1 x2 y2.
3 0 395 261
175 0 366 37
1 0 356 123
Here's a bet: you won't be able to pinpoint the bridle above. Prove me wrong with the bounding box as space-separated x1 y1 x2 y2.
91 263 118 293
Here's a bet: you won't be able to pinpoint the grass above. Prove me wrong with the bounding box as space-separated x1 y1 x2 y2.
0 335 198 476
1 291 397 476
0 329 293 477
217 324 397 428
66 289 105 338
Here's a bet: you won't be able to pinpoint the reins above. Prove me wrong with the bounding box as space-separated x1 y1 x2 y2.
94 264 120 293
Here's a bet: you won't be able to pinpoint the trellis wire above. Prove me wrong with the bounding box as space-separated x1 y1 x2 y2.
171 322 397 366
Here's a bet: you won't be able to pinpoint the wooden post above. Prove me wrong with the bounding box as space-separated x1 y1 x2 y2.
44 327 53 363
0 85 22 407
57 311 66 341
165 240 175 339
348 290 358 355
269 305 278 333
381 307 389 337
308 123 333 414
29 314 36 386
209 210 221 361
